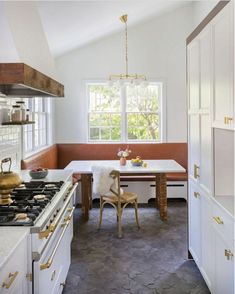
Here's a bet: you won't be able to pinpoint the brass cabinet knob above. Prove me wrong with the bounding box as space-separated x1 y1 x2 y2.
224 116 233 124
225 249 233 260
193 191 200 198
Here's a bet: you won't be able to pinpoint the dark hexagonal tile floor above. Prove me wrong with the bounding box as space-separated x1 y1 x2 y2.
63 200 210 294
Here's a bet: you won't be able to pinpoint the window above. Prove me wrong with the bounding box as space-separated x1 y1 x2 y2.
23 98 51 156
87 82 164 142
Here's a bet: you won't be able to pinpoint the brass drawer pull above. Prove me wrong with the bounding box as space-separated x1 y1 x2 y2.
225 249 233 260
40 207 75 270
2 271 18 289
213 216 224 225
194 164 200 179
194 192 200 198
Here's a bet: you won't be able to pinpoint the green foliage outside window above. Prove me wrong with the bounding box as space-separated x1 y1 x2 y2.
88 83 161 142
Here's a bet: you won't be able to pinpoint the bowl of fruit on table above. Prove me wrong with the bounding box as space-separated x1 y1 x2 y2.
29 167 48 179
131 156 143 166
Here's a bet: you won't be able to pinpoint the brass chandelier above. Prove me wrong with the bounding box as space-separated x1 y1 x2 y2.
108 14 148 87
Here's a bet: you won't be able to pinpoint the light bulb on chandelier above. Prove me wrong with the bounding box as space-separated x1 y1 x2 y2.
107 14 148 88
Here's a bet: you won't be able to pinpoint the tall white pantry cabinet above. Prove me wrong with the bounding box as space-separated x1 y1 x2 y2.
187 2 234 294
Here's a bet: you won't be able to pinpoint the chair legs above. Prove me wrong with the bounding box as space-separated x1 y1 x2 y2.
98 199 140 237
134 200 140 229
98 200 104 229
117 209 122 238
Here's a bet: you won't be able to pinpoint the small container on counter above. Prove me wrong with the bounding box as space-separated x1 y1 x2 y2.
16 101 26 121
26 109 30 121
10 105 22 122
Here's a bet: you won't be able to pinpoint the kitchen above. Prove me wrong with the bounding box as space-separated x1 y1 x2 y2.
0 1 234 294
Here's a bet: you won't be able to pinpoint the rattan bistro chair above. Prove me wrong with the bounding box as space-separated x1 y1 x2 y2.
98 170 140 238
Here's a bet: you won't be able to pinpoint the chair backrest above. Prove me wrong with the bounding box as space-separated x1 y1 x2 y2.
110 170 121 200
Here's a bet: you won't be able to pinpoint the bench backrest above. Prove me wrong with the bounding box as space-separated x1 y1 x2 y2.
57 143 187 170
21 145 58 170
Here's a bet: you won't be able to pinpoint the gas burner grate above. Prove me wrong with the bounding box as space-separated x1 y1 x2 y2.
0 181 64 226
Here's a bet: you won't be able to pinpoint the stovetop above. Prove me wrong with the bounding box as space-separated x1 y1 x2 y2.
0 181 64 226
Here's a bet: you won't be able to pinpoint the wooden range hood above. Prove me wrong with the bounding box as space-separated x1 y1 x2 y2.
0 63 64 97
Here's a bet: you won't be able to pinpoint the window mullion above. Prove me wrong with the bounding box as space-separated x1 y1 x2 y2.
121 86 126 142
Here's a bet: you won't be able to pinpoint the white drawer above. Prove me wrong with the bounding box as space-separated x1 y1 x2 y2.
0 236 28 294
212 200 234 246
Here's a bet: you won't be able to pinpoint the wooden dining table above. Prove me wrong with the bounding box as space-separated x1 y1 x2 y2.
65 159 186 222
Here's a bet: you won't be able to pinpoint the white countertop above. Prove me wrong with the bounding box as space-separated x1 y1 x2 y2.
65 159 186 174
20 169 73 182
0 227 29 269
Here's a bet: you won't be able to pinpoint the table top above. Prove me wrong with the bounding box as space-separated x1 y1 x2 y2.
65 160 185 174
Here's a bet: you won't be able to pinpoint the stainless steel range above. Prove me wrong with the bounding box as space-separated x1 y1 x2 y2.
0 176 78 294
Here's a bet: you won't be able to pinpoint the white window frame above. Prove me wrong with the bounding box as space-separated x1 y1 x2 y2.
85 79 166 143
22 98 52 158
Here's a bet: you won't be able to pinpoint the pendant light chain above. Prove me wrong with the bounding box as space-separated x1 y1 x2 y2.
125 21 128 77
108 14 148 87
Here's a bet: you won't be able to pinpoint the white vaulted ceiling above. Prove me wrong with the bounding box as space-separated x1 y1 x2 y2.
37 1 190 57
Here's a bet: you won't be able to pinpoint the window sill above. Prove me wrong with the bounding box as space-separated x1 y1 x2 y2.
23 144 52 159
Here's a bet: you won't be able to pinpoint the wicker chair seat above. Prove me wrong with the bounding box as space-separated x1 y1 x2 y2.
102 191 137 203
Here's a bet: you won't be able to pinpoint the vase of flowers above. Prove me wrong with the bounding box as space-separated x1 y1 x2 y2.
117 146 131 166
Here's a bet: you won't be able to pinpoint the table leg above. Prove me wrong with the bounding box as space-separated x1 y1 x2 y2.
81 174 92 221
158 173 167 221
155 174 160 210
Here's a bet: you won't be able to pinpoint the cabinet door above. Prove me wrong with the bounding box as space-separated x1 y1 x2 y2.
188 40 200 111
200 192 213 291
199 27 212 111
200 113 212 194
188 179 201 266
188 114 200 180
212 3 234 129
214 231 234 294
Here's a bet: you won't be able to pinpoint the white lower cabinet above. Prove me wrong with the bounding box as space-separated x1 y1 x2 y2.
200 191 213 291
213 231 234 294
212 200 234 294
188 179 201 266
189 180 234 293
0 234 28 294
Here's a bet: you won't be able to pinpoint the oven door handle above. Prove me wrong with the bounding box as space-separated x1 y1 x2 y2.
40 206 75 270
39 183 78 239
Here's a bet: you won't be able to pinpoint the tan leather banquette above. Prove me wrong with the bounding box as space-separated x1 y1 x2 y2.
21 143 188 182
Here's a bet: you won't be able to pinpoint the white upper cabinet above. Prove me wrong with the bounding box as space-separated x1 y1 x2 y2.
188 40 200 111
200 27 212 111
187 27 212 194
212 2 234 130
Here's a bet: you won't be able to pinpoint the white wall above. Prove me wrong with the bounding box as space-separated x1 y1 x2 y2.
55 4 194 143
0 1 57 79
192 1 218 28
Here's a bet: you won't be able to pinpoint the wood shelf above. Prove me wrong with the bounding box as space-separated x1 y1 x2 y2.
1 121 35 125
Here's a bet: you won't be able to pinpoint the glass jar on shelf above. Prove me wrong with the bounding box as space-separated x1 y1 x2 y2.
16 101 26 121
10 105 22 122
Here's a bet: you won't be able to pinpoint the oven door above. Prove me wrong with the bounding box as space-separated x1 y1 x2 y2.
33 200 74 294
